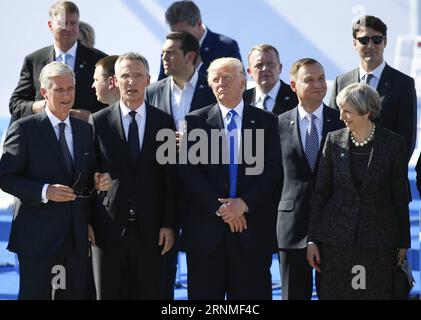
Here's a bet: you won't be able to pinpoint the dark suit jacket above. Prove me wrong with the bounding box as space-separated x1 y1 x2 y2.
277 105 343 249
308 127 411 249
180 103 281 255
243 80 298 115
0 111 95 257
145 72 216 124
9 41 107 120
329 64 417 160
158 28 242 80
90 102 177 250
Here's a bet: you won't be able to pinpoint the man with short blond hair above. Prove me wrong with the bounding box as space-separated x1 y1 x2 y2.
181 57 281 299
10 1 107 123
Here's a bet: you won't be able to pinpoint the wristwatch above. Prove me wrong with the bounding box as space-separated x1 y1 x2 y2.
307 241 317 246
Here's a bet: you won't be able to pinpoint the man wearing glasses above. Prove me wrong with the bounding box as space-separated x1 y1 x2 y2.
0 62 111 299
330 15 417 161
244 44 298 115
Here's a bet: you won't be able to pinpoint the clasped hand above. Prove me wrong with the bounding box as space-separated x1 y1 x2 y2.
217 197 248 233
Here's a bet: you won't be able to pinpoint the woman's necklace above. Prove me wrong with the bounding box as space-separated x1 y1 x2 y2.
350 123 376 147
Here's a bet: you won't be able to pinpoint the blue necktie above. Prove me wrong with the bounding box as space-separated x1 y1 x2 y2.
58 122 74 174
262 94 270 111
128 111 140 164
62 53 69 66
304 114 319 171
227 110 238 198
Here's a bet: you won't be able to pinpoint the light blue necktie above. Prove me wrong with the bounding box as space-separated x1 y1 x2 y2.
227 110 238 198
304 114 319 171
62 53 69 66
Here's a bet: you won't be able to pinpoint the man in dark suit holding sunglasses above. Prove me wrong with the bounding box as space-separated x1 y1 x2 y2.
0 62 111 299
330 15 417 161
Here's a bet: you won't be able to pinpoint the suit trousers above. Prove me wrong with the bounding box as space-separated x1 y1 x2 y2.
18 225 88 300
279 248 314 300
187 239 272 300
99 221 163 299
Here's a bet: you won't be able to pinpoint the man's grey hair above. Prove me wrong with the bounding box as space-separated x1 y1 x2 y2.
336 82 381 120
115 52 150 75
165 1 201 27
39 61 75 90
49 1 79 18
207 57 246 84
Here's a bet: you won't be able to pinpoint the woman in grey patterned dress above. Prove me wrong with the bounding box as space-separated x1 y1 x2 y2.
306 83 410 299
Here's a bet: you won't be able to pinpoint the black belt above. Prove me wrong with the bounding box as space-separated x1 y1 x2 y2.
128 208 136 222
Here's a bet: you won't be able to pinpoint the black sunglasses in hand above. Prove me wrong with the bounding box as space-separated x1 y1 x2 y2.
356 35 385 46
72 173 96 199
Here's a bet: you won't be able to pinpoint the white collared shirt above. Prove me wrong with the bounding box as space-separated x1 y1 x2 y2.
54 41 78 71
219 100 244 154
41 107 74 203
297 103 324 149
119 101 146 151
255 80 281 112
171 70 199 131
359 61 386 89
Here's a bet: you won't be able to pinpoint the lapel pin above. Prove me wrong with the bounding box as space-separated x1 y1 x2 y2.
326 118 331 122
204 47 210 51
199 85 204 89
340 153 346 158
290 120 295 125
84 152 89 156
284 97 290 101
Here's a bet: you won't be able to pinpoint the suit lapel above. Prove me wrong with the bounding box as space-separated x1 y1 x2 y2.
38 111 73 179
206 103 224 129
162 77 172 115
376 64 392 97
73 41 87 78
190 74 209 112
69 117 85 180
336 129 357 193
321 105 336 149
47 46 55 64
238 105 255 179
359 129 383 193
136 104 154 165
273 80 292 114
289 109 309 171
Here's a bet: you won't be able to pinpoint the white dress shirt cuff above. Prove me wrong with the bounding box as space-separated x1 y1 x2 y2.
41 184 49 203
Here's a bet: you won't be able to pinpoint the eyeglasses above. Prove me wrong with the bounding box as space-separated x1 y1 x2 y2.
356 35 385 45
72 173 96 199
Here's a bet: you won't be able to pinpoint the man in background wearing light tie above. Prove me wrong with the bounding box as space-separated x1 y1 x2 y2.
181 57 281 299
89 53 177 299
0 62 111 299
329 15 416 161
244 44 298 115
277 58 343 300
9 1 107 124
